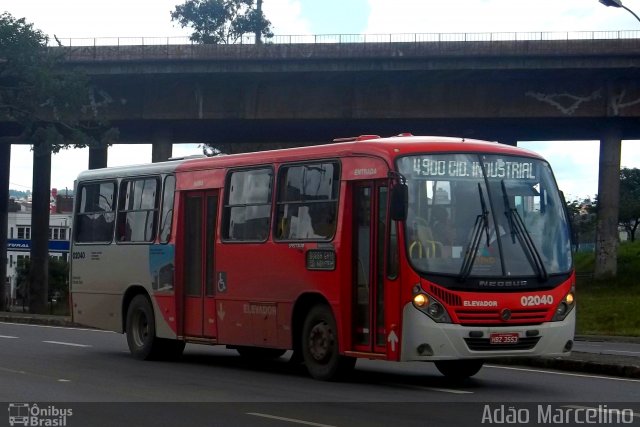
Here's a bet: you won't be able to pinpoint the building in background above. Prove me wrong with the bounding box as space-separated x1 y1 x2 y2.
5 189 73 304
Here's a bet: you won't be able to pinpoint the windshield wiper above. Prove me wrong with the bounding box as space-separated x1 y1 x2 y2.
458 184 490 281
500 180 548 281
478 183 491 247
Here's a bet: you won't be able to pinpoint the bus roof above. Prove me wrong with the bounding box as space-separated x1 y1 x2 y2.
76 135 546 180
76 159 186 181
176 135 545 172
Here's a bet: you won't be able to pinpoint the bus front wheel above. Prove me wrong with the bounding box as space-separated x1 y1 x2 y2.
434 360 484 379
126 294 162 360
301 304 355 381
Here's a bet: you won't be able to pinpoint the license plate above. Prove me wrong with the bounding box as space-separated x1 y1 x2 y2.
489 333 519 344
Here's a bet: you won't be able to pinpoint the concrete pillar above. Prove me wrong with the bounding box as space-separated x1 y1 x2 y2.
594 125 622 278
88 145 108 170
152 142 173 163
0 144 10 311
29 143 51 314
152 128 173 163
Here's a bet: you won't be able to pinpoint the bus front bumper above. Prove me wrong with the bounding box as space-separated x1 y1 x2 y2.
400 303 576 361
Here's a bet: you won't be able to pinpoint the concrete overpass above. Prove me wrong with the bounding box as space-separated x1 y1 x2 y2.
64 33 640 146
2 32 639 308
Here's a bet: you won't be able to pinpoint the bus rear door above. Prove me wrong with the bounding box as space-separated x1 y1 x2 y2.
180 190 218 339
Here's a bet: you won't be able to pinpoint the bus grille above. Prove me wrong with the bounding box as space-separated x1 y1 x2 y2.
454 308 549 325
464 337 541 351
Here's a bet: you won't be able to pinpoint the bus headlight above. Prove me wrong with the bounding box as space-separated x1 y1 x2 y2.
552 290 575 321
413 293 428 308
412 287 451 323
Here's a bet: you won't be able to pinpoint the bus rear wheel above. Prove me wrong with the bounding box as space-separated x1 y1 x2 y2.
126 294 162 360
434 360 484 379
301 304 355 381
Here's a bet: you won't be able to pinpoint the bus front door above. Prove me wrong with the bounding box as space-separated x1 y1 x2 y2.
352 181 395 356
182 191 218 338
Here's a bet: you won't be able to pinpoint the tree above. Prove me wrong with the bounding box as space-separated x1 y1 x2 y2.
0 13 116 313
171 0 273 44
0 13 117 150
566 197 597 252
14 257 69 313
619 167 640 242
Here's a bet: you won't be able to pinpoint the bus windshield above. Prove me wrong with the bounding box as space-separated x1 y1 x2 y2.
397 153 572 279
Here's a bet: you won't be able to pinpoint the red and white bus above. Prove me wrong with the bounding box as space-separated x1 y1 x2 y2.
70 134 575 380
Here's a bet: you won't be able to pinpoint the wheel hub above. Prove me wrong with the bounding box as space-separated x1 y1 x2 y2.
133 310 149 348
308 321 334 362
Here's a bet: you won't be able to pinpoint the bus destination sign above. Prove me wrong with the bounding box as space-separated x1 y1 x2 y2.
412 157 537 181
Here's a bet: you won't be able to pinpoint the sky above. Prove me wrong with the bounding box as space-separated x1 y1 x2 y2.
4 0 640 200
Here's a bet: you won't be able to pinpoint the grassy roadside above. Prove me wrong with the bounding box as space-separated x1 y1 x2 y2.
575 240 640 337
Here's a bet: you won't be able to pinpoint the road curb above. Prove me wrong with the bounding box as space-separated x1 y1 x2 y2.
0 313 82 328
494 355 640 379
576 335 640 344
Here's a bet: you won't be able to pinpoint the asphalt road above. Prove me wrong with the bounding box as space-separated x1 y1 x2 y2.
1 321 639 427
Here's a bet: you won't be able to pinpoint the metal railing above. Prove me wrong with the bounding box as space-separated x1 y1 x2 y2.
53 30 640 47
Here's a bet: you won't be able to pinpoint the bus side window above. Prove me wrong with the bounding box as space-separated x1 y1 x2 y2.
116 177 160 243
275 161 339 241
159 175 176 243
75 181 117 243
223 167 273 242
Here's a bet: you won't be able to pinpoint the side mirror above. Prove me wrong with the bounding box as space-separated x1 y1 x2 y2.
390 183 408 221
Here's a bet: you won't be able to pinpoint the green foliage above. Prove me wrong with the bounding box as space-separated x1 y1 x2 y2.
565 197 597 251
9 189 30 199
171 0 273 44
577 283 640 336
619 168 640 242
0 12 117 151
575 240 640 336
15 257 69 312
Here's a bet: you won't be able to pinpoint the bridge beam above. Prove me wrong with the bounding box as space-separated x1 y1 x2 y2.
595 124 622 278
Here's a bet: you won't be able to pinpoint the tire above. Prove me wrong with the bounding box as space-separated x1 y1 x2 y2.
236 346 286 360
301 304 356 381
126 294 162 360
434 360 484 379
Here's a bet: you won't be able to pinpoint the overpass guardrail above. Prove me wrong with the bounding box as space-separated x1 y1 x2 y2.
54 31 640 62
54 30 640 47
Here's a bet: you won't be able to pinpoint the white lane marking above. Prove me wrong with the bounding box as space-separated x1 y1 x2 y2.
420 386 474 394
0 367 27 375
0 321 114 333
0 335 18 339
247 413 337 427
562 405 640 419
385 383 473 394
1 366 73 384
43 340 92 348
486 364 640 383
